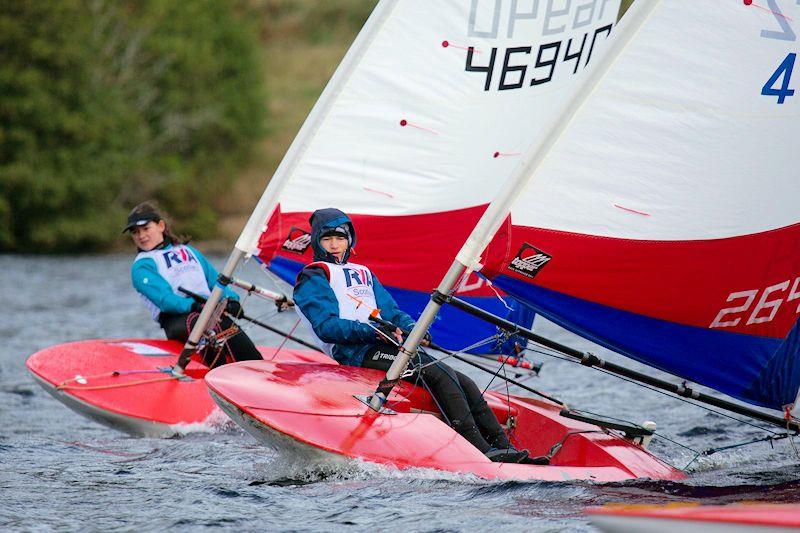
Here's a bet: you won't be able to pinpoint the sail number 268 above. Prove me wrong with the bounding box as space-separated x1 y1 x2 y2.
710 277 800 328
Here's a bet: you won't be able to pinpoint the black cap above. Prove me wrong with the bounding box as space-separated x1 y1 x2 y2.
320 225 350 241
122 206 161 233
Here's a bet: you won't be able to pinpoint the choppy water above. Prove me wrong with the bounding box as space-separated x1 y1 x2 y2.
2 253 798 531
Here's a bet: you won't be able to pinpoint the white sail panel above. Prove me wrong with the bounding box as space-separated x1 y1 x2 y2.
510 0 800 241
276 0 622 219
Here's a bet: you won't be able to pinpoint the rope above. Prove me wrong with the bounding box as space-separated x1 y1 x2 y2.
270 318 303 361
57 375 180 391
521 343 785 436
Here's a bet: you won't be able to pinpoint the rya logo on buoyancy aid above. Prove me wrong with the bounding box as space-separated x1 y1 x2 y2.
162 247 198 269
342 267 373 288
135 244 210 321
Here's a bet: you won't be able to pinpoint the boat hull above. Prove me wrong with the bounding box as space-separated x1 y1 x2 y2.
206 360 686 482
26 339 331 437
588 503 800 532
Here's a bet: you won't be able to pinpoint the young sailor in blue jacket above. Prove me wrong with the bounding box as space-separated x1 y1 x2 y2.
125 202 262 368
294 208 528 463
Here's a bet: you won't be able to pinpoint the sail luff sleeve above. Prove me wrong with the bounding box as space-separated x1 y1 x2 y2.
454 0 662 271
233 0 399 257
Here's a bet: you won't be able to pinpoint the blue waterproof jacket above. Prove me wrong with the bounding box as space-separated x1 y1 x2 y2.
293 208 415 366
131 242 239 316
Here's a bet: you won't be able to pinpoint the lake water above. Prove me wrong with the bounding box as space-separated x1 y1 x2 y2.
2 253 798 531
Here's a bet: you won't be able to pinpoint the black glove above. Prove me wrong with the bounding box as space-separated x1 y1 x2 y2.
225 299 244 319
375 322 401 344
190 301 204 313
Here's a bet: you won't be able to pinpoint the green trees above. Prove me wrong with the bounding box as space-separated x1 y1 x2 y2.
0 0 265 251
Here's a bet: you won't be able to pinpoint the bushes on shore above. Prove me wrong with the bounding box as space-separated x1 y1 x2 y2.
0 0 265 252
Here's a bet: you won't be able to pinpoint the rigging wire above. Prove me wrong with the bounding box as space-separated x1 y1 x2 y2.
519 342 786 436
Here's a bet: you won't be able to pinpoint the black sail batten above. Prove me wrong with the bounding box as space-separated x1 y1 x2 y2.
433 291 800 433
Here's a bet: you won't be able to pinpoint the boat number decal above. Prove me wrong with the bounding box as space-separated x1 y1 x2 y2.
710 277 800 329
756 0 799 104
281 227 311 254
465 1 615 92
507 243 552 279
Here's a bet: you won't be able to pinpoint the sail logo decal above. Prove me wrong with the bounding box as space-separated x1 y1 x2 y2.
508 244 551 278
281 227 311 254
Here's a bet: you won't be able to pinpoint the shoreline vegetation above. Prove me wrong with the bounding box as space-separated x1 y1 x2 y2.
2 0 631 254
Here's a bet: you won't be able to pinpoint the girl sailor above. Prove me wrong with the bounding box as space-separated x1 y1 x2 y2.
125 202 262 368
293 208 529 463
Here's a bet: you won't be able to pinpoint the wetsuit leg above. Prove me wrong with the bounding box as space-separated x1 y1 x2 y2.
361 346 492 453
455 370 511 449
158 312 192 342
158 312 262 366
217 315 262 362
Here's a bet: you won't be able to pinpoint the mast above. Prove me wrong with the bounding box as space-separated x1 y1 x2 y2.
174 1 399 371
368 0 662 409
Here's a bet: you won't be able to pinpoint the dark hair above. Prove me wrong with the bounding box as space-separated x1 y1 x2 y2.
127 201 189 245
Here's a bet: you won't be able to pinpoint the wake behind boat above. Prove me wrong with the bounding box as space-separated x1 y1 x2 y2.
27 339 330 437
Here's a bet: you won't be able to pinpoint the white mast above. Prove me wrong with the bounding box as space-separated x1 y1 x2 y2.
369 0 663 408
174 1 399 370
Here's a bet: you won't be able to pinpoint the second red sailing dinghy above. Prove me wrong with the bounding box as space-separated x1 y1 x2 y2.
27 339 331 437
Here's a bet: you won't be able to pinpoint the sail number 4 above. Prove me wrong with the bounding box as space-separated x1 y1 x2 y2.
762 53 796 104
759 0 799 104
710 278 800 329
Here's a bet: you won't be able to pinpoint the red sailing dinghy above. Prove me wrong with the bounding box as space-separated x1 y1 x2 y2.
206 360 683 482
27 339 330 437
587 503 800 532
201 0 800 481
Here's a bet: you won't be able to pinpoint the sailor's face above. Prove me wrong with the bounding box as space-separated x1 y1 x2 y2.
130 220 166 251
320 235 348 260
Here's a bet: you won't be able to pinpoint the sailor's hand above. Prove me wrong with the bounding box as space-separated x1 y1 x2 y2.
421 331 432 347
275 296 293 312
190 301 204 314
376 324 403 345
225 299 244 319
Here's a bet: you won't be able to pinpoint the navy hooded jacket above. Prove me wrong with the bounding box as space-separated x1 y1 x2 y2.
293 208 416 366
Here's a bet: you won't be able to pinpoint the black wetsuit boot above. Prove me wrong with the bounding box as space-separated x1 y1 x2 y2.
454 370 529 463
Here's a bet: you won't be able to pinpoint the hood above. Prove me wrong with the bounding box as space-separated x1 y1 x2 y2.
308 208 356 263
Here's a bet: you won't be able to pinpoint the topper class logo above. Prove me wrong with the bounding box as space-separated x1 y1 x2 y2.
282 227 311 254
508 243 552 278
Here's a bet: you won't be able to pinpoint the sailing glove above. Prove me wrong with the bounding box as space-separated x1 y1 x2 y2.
225 299 244 319
190 301 204 314
375 323 402 345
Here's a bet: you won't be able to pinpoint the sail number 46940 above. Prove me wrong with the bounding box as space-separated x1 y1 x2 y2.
710 277 800 328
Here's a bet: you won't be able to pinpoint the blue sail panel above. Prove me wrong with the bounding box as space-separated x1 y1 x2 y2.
491 274 800 410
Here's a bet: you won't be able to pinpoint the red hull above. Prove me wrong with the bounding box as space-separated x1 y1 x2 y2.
206 360 686 482
26 339 332 437
588 503 800 532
